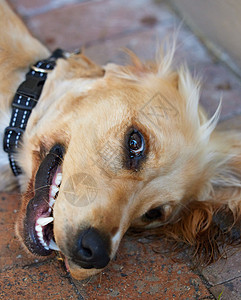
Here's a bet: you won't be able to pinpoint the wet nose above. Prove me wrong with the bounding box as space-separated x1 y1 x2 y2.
71 227 110 269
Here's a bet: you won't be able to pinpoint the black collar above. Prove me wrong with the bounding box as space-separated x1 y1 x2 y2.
3 49 66 176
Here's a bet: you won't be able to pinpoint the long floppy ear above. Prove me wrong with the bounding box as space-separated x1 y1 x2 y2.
158 129 241 265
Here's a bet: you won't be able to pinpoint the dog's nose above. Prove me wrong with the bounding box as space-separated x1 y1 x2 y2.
71 227 110 269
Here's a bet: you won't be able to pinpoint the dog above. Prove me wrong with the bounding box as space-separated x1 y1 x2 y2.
0 0 240 280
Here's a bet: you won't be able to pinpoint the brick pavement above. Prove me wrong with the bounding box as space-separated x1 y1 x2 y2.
1 0 241 299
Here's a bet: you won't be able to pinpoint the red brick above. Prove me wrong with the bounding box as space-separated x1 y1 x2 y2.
8 0 51 15
84 23 211 65
200 64 241 120
25 0 173 51
73 235 212 299
217 114 241 131
0 192 48 271
0 260 78 299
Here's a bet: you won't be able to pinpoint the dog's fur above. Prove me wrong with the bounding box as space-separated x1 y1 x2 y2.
0 0 240 280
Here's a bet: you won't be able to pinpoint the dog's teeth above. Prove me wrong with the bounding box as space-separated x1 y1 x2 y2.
37 231 43 238
51 185 59 197
37 217 54 226
49 197 55 208
36 228 49 248
35 224 42 232
36 231 48 247
39 238 47 247
49 239 60 251
55 173 62 186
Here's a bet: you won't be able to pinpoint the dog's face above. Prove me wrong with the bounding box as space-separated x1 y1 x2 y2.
16 54 218 279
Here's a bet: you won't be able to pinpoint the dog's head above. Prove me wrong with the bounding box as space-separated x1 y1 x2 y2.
16 51 241 280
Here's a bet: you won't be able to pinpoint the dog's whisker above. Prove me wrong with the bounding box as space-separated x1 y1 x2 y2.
23 184 52 198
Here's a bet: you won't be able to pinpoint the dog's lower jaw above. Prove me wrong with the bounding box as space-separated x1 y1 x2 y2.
67 258 105 280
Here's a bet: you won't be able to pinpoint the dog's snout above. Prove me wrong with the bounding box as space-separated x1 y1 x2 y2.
71 227 110 269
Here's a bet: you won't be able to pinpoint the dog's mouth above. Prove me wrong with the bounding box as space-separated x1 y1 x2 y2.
23 144 65 256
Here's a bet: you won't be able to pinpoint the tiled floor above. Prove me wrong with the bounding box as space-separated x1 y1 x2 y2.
1 0 241 299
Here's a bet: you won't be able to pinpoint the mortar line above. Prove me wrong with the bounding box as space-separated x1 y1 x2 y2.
212 274 241 287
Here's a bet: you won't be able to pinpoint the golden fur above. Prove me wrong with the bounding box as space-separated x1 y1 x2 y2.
0 0 240 280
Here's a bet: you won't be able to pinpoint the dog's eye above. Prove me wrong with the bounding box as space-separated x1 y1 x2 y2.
128 131 145 157
143 207 162 221
125 129 146 170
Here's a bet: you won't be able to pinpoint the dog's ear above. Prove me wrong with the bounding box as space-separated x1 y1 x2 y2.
67 54 105 78
162 130 241 265
53 53 105 80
